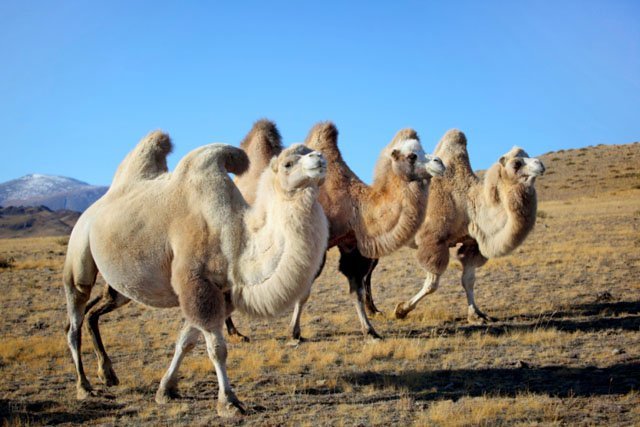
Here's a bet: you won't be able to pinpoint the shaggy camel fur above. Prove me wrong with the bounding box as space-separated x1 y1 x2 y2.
63 131 328 417
229 121 445 341
393 129 545 323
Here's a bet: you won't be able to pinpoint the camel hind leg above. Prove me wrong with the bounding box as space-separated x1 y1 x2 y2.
63 251 98 399
362 258 381 315
84 285 131 386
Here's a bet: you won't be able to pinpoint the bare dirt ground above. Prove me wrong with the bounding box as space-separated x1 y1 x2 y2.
1 143 639 426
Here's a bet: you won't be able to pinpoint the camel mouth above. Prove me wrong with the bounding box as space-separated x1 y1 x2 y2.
302 157 327 179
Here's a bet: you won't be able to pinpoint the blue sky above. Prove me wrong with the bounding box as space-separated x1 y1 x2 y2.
1 1 638 185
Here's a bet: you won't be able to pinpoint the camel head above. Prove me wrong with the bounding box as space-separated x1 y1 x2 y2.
270 144 327 194
422 154 446 179
498 146 546 185
390 138 445 181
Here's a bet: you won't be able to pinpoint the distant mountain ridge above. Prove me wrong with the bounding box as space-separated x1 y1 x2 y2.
0 205 80 238
0 174 108 212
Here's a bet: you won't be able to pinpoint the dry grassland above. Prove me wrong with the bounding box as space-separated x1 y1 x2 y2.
1 144 639 426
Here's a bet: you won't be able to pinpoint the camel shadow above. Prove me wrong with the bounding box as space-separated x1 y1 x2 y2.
340 362 640 404
0 399 134 425
401 300 640 338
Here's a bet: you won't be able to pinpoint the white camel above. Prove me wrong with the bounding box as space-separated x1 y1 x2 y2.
63 131 328 417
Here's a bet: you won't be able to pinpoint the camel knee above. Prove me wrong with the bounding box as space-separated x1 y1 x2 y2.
422 272 440 294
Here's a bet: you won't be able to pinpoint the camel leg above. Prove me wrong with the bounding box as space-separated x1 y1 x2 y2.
363 258 381 315
171 269 244 417
225 317 250 343
461 264 495 324
456 242 492 324
288 288 311 345
84 285 131 386
63 270 96 399
202 329 245 417
156 323 201 403
286 252 326 345
339 247 382 340
394 272 440 319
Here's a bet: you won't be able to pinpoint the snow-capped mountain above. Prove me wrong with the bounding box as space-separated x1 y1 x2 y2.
0 174 108 212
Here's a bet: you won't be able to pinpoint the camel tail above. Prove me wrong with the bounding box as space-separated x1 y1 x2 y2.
175 143 249 178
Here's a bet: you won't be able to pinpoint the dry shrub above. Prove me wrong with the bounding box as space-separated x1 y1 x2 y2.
0 256 15 269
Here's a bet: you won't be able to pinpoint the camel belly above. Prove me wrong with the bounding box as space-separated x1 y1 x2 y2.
103 270 179 308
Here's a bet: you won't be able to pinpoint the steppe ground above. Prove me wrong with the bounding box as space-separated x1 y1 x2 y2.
1 143 639 426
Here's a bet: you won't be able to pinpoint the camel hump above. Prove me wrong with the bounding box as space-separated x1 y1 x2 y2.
240 119 283 154
390 128 420 146
433 129 468 162
111 130 173 186
304 121 340 155
175 143 249 178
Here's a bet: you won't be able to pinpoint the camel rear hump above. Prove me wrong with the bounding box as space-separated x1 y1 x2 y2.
111 130 173 187
304 122 341 160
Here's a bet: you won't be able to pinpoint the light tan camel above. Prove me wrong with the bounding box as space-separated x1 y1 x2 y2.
393 129 545 323
63 131 328 417
228 121 445 342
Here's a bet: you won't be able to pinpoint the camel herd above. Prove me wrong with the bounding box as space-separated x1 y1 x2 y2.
62 120 545 417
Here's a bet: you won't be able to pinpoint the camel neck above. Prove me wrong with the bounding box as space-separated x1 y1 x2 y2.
352 173 427 258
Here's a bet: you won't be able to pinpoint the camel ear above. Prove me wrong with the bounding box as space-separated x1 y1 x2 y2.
270 157 278 172
391 149 401 161
499 156 507 166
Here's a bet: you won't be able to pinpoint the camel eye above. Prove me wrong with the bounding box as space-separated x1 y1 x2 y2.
513 160 523 170
408 153 417 162
284 161 293 169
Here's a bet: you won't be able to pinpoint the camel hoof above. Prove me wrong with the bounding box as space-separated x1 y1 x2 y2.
217 398 246 418
367 310 385 318
155 387 179 404
99 368 120 387
228 333 251 343
394 302 410 319
467 307 494 325
365 329 383 342
77 386 100 400
286 337 306 347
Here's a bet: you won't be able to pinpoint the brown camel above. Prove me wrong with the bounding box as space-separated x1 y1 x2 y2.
228 120 445 342
393 129 545 323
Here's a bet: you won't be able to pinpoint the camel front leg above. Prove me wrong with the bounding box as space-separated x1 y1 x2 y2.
202 329 246 417
173 266 245 418
156 323 201 404
461 264 493 324
288 288 311 345
339 246 382 340
394 272 440 319
85 285 131 386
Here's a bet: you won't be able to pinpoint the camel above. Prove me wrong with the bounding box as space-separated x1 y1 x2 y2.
63 130 328 417
392 129 545 323
228 121 445 342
